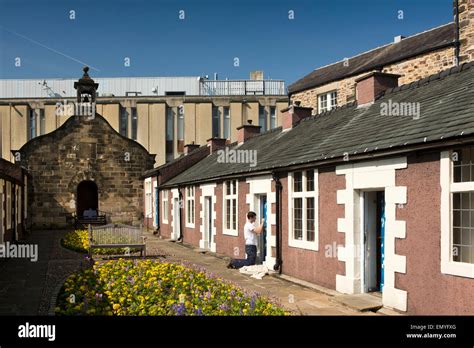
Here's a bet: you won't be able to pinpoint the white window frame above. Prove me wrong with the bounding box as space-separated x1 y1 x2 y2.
270 106 277 129
223 180 238 236
162 189 169 224
288 170 319 251
145 178 152 218
318 90 337 114
186 186 195 228
440 150 474 278
223 106 231 140
6 181 11 229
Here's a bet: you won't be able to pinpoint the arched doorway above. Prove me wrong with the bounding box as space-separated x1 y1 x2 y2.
77 180 98 217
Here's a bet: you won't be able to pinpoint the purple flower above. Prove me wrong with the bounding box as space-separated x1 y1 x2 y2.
194 308 203 316
250 296 256 310
174 303 186 316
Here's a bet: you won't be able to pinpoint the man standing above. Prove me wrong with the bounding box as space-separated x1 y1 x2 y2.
227 211 265 269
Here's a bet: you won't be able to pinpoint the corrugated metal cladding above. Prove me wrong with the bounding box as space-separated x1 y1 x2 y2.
0 76 201 98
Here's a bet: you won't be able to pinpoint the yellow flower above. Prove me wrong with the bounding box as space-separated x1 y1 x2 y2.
113 303 121 311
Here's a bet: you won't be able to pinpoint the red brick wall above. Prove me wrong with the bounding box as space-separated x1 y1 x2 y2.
182 185 201 247
396 152 474 314
280 168 345 290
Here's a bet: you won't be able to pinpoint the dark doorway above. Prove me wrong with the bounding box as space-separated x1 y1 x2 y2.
362 190 385 293
77 181 98 217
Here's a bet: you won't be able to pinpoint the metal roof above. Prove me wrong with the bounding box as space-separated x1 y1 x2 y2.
0 77 287 98
0 76 201 98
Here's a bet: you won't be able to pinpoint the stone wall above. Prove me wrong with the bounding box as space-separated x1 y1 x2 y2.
16 114 155 229
290 47 456 114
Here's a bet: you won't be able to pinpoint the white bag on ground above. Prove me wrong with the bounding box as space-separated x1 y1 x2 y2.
239 264 269 279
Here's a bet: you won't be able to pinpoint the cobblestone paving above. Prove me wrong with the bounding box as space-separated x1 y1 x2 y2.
0 230 84 315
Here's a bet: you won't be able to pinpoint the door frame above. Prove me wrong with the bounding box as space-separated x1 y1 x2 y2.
359 190 384 293
203 196 213 249
255 194 268 265
172 197 180 240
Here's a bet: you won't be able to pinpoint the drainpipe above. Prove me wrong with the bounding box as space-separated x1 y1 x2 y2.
178 187 184 242
272 172 283 273
455 0 461 66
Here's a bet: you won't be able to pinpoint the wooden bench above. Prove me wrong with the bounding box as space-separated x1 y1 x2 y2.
88 223 147 257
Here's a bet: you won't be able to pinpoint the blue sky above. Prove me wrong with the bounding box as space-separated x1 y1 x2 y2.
0 0 453 85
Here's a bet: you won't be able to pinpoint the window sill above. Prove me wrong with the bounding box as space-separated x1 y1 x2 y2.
441 261 474 279
185 223 195 229
162 220 168 225
223 229 238 237
289 239 319 251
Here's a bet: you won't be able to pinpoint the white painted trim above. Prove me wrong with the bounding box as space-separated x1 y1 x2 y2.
246 175 277 269
336 157 408 312
440 151 474 278
223 180 239 236
199 184 217 252
185 186 196 229
287 170 319 251
152 180 158 228
170 188 180 240
144 178 152 218
162 189 169 224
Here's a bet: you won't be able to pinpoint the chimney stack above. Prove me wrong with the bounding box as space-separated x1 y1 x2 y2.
184 142 200 154
458 0 474 64
207 137 227 153
281 105 313 130
237 120 261 144
355 71 401 105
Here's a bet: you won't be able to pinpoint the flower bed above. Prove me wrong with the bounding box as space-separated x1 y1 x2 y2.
55 259 288 316
61 230 141 255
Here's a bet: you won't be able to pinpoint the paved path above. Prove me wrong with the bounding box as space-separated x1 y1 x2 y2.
0 230 84 315
144 232 375 315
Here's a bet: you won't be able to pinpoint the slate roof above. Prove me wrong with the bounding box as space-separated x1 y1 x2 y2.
288 23 456 94
162 61 474 188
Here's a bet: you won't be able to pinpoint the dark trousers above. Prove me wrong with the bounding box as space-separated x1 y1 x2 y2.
231 245 257 269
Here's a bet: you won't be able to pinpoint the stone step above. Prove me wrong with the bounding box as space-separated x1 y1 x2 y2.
330 293 383 312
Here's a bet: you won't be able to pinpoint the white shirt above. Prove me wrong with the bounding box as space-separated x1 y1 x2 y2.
244 221 257 246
